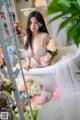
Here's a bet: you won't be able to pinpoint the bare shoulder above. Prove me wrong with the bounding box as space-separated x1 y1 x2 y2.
41 33 51 44
41 33 51 39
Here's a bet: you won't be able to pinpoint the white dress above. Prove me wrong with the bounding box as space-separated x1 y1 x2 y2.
24 35 58 67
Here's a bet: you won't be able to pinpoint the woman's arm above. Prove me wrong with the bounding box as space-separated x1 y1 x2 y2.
23 56 31 70
23 35 32 70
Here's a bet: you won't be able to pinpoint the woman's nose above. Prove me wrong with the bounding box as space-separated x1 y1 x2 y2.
31 23 35 27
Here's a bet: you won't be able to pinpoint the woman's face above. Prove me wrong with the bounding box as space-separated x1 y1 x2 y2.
30 17 40 33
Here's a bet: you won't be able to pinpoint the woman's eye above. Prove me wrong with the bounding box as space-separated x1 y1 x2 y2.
35 22 38 24
30 21 39 25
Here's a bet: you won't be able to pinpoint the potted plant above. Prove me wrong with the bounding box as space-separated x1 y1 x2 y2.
48 0 80 47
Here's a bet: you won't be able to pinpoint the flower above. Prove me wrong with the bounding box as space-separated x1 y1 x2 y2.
40 39 58 66
31 96 45 105
40 53 51 66
0 58 3 67
47 39 58 52
52 86 60 100
47 38 58 57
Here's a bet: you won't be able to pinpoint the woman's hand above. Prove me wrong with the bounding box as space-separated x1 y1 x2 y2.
23 57 31 70
23 62 31 70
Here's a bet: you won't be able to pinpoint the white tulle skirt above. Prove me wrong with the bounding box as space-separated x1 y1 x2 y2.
19 46 80 120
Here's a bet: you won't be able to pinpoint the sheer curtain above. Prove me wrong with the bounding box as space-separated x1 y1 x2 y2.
37 47 80 120
20 45 80 120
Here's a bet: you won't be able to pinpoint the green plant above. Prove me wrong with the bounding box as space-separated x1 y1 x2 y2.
12 105 41 120
48 0 80 47
0 81 15 109
76 71 80 74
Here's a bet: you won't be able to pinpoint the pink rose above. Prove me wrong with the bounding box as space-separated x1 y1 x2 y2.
31 96 45 105
40 53 51 66
52 87 60 100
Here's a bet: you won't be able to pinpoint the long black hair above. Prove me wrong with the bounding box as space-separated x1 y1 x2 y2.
24 11 49 50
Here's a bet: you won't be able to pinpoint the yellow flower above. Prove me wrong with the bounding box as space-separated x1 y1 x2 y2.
47 39 58 52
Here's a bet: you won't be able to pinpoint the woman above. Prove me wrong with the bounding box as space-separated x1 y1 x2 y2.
24 11 58 70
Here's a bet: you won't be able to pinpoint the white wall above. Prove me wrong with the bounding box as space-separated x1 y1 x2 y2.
48 16 67 47
47 0 67 47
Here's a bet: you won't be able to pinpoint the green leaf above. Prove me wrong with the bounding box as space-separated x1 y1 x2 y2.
48 12 70 24
66 27 73 43
47 50 58 57
73 31 80 47
67 21 80 46
58 12 80 32
48 0 69 15
76 71 80 74
48 0 80 46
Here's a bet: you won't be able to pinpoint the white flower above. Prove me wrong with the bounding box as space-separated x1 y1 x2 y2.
47 39 58 52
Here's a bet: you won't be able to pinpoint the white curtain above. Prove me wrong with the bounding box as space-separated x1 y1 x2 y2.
37 48 80 120
19 46 80 120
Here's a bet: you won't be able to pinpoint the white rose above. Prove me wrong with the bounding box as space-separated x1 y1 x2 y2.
47 39 57 52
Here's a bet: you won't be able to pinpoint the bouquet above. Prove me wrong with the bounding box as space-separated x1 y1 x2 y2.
29 82 41 96
47 39 58 57
46 38 58 65
40 39 58 66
